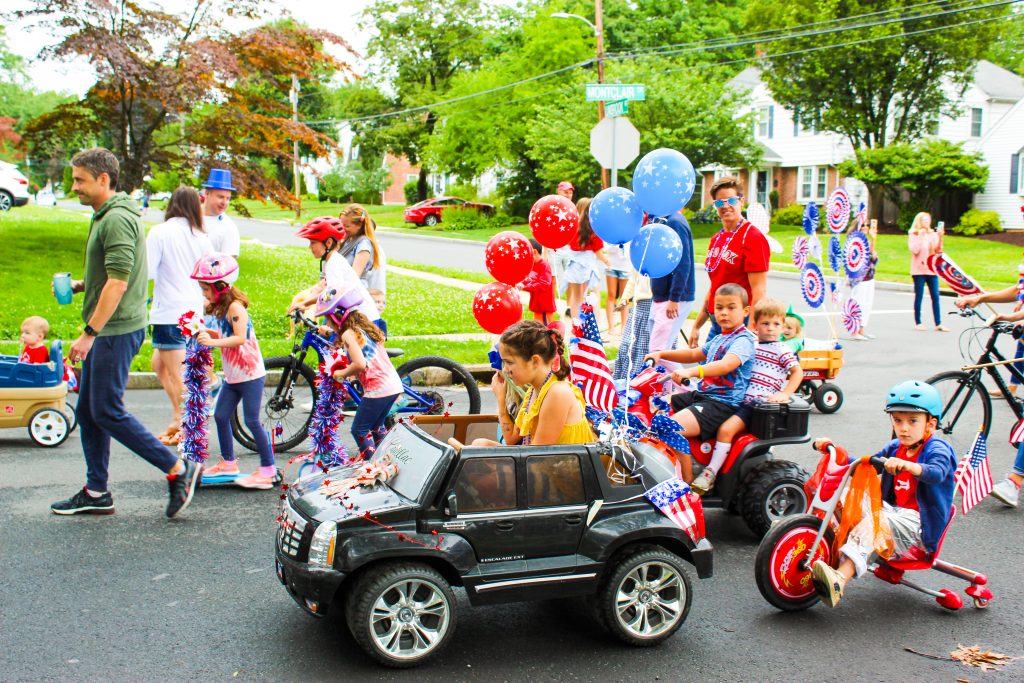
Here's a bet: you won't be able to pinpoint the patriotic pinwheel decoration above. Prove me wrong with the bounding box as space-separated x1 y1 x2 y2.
792 236 809 269
802 202 819 235
801 263 825 308
845 230 870 281
826 188 851 233
841 297 863 335
808 232 823 261
926 253 982 296
828 236 843 273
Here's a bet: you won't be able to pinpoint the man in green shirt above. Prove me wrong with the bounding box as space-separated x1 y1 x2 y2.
50 148 199 519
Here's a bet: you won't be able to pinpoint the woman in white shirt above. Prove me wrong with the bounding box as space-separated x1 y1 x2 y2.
147 187 214 444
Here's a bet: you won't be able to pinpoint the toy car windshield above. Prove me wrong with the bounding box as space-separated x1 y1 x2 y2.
372 424 450 501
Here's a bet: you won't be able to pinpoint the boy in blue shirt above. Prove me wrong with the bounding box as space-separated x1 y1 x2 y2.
646 283 756 492
813 380 957 607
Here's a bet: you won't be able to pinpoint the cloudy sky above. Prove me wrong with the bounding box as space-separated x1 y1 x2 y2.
7 1 377 96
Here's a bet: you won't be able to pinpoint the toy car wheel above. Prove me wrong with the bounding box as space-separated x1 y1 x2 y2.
972 596 990 609
754 514 834 611
28 408 70 447
345 562 457 668
797 380 816 401
739 460 810 538
596 546 692 647
813 383 843 413
423 214 439 226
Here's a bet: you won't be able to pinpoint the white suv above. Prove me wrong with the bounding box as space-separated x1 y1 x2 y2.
0 161 30 211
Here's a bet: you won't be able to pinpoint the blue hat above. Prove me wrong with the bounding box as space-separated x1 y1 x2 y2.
202 169 236 192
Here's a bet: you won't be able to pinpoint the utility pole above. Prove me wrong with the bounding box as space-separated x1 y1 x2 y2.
595 0 607 189
291 74 301 220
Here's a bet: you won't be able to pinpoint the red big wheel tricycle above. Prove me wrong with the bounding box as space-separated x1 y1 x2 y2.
754 440 993 611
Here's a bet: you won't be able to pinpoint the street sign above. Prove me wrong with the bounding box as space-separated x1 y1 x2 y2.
590 116 640 186
605 99 628 118
586 83 646 102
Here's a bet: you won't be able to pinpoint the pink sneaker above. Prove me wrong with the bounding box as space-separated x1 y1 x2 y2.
235 472 275 490
203 459 240 477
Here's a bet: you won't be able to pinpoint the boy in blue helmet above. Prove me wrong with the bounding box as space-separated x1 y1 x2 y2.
812 380 957 607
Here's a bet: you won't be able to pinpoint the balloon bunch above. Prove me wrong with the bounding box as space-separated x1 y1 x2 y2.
472 231 530 334
307 368 349 469
177 311 212 464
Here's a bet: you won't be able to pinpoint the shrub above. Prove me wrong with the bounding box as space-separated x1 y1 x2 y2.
404 180 418 204
771 203 804 226
953 209 1002 236
443 206 512 231
768 190 780 211
447 181 478 200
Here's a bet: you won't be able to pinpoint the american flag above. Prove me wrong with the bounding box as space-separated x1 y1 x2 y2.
1009 417 1024 445
644 477 703 542
954 430 993 514
570 304 617 412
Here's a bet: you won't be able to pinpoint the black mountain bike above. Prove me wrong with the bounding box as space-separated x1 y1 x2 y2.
230 311 482 452
926 306 1024 455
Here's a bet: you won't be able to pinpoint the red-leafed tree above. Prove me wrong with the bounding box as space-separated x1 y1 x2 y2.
15 1 353 205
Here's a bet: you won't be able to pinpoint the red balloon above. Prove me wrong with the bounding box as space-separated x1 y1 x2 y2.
529 195 579 249
472 282 523 335
485 231 534 285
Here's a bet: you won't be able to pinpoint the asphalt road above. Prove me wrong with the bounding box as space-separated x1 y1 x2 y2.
5 215 1024 680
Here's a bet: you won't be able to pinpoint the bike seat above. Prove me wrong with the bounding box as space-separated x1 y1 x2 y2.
386 348 404 359
883 505 955 571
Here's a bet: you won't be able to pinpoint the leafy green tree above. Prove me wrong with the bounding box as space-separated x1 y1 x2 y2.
746 0 1007 148
838 139 988 229
985 8 1024 75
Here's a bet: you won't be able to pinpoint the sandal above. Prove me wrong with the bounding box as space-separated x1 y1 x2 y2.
158 427 181 445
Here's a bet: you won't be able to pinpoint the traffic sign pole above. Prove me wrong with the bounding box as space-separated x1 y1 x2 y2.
611 118 618 187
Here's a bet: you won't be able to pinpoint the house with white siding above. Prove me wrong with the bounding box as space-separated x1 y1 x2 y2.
702 60 1024 229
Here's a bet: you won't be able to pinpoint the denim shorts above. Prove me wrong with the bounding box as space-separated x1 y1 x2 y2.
151 323 186 350
606 267 630 279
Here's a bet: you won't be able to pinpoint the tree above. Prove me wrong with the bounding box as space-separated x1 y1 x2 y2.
745 0 1007 149
985 8 1024 75
15 1 353 205
320 159 391 204
360 0 491 201
838 139 988 229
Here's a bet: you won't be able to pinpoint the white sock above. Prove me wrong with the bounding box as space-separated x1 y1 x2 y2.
708 441 732 474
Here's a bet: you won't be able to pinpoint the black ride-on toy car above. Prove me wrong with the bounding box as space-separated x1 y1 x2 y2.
275 415 713 668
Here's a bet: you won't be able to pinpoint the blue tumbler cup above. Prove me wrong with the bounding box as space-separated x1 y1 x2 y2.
54 272 73 305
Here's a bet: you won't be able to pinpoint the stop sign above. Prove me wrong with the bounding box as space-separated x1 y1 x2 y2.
590 116 640 170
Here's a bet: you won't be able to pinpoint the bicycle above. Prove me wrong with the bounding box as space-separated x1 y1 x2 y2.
230 310 482 452
926 305 1024 456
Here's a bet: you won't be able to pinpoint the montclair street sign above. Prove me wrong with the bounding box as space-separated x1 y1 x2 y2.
585 83 646 102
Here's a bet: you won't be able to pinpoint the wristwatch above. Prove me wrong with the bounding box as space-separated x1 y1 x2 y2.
83 324 99 337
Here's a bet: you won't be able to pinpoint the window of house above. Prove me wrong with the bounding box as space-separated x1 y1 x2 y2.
406 174 418 184
756 105 774 139
971 108 983 137
527 454 585 507
798 166 829 203
1013 150 1023 195
454 457 517 513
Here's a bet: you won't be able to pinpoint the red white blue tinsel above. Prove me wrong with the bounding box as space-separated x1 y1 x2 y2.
308 369 349 468
179 337 213 463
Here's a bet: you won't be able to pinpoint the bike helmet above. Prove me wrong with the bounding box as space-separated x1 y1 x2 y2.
314 286 364 328
190 253 239 302
295 216 345 243
884 380 942 418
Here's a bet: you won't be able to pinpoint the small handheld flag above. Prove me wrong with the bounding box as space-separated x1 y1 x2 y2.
570 304 617 412
954 430 993 513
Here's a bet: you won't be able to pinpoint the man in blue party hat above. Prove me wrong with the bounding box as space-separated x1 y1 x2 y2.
201 168 240 257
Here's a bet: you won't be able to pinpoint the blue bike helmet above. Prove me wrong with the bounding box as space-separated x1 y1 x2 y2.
884 380 942 418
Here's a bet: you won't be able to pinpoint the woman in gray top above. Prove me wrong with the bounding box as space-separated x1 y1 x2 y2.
340 203 387 294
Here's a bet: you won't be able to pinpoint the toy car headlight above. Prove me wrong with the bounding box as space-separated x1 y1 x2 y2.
308 521 337 568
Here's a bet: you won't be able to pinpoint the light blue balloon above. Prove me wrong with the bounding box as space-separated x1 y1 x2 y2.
589 187 643 245
629 224 682 278
632 148 696 217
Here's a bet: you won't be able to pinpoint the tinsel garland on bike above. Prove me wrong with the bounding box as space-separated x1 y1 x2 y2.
177 311 211 464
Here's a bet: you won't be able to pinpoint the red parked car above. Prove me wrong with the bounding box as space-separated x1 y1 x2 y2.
403 196 495 227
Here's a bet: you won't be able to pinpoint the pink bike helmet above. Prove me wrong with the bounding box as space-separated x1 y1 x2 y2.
314 286 364 328
190 253 239 301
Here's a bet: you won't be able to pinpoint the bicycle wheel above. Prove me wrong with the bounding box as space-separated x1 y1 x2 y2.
391 355 482 424
926 370 991 455
231 356 318 453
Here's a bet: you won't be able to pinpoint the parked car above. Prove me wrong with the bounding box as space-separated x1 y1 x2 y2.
0 162 30 211
403 196 495 227
275 416 712 668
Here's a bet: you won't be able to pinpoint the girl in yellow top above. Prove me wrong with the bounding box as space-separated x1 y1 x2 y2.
475 320 595 446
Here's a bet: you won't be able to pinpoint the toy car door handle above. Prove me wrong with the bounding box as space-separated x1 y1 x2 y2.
496 521 515 531
564 515 583 525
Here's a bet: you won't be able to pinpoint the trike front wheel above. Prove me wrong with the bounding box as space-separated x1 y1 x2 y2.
754 514 834 611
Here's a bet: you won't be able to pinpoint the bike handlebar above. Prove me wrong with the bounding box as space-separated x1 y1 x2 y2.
952 305 1021 337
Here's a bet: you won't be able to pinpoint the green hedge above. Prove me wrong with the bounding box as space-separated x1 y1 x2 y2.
442 206 511 231
772 203 805 226
952 209 1002 236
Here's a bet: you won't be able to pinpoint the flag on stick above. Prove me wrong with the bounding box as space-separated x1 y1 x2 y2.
570 304 617 412
954 430 993 514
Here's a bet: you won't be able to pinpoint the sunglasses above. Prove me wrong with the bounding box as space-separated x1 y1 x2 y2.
712 196 743 209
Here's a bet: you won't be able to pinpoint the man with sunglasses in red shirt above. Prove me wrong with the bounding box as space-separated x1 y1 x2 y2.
689 176 769 347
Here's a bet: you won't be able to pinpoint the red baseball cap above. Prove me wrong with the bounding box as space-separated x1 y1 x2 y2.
557 181 574 192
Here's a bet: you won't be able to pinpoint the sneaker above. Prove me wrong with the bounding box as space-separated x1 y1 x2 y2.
851 334 869 341
811 560 846 608
203 459 241 478
914 324 926 331
166 460 200 518
862 333 876 340
990 479 1020 508
51 487 115 516
690 467 717 495
935 325 950 332
235 472 275 490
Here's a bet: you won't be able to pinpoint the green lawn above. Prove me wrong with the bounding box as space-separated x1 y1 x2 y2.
0 205 493 371
229 199 408 227
390 259 492 285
